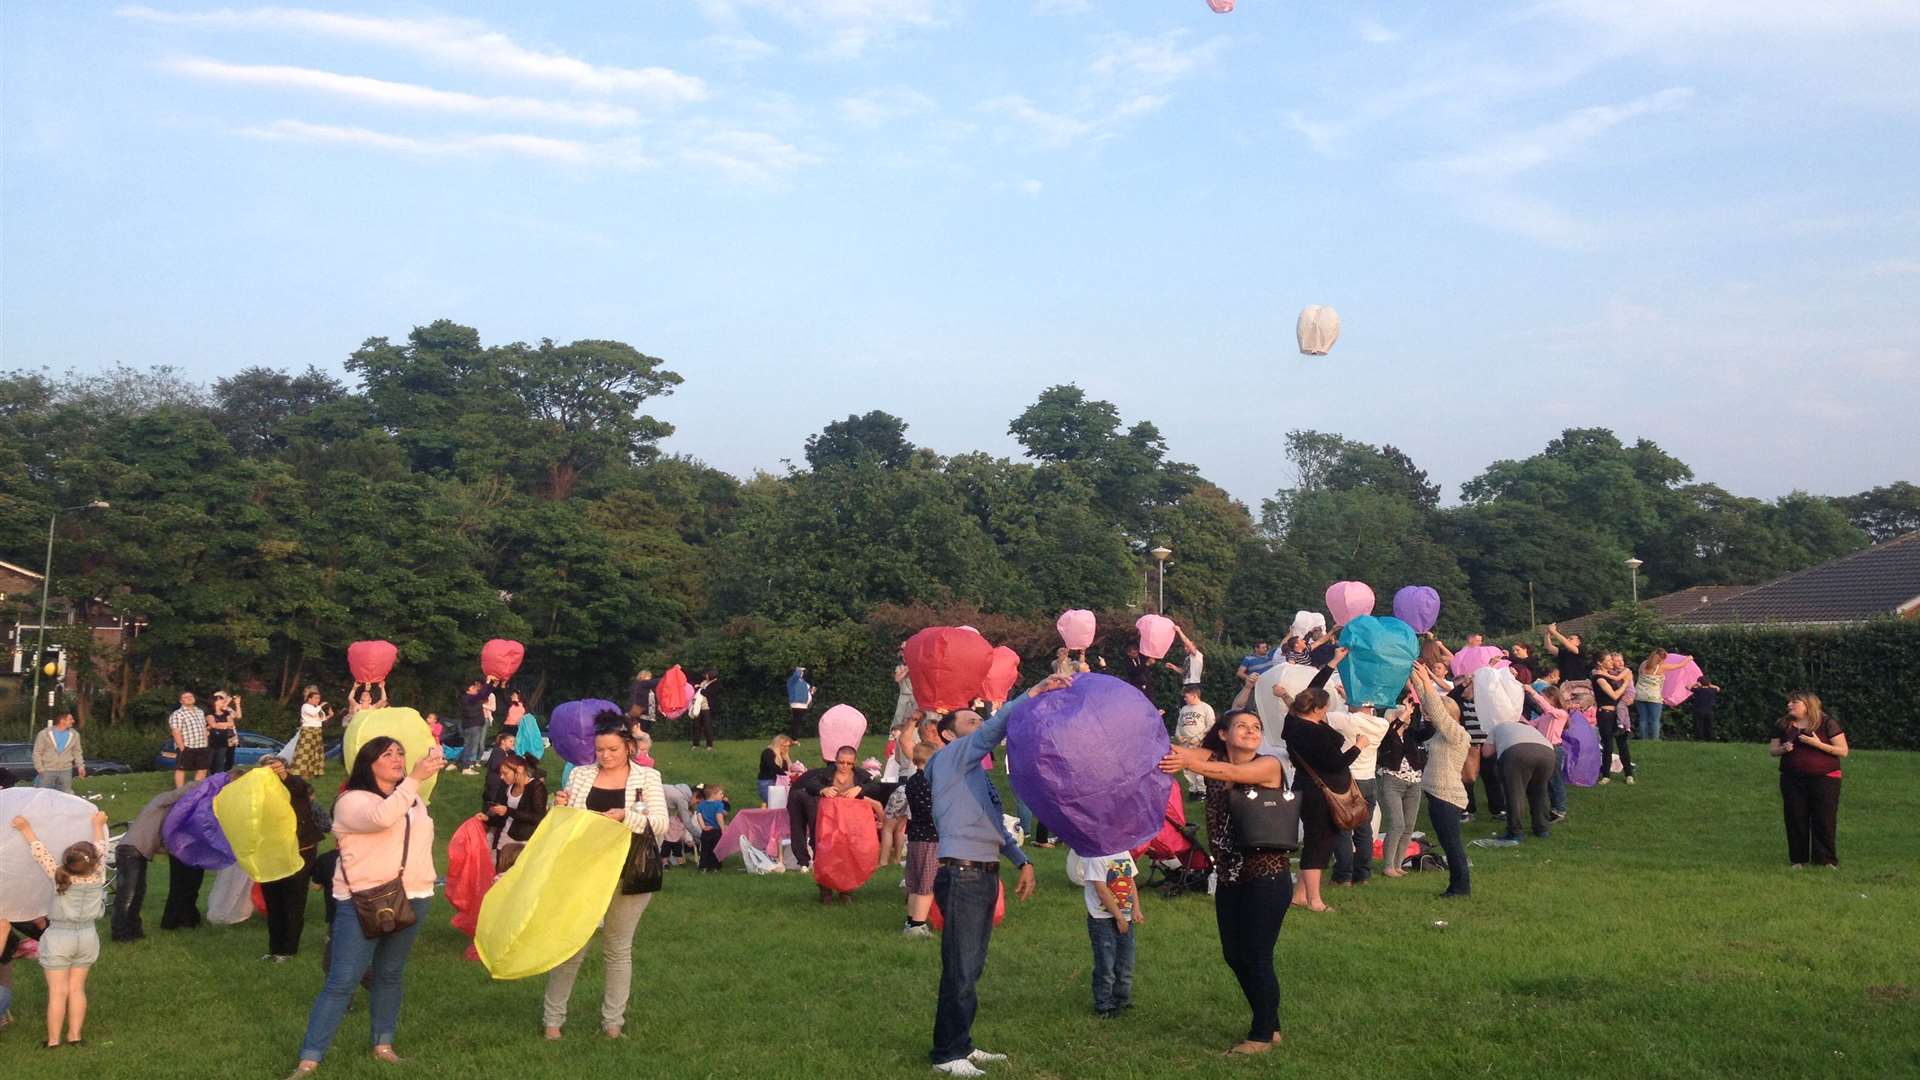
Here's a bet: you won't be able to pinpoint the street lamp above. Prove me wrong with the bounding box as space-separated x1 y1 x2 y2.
29 501 110 730
1151 546 1172 614
1625 557 1643 605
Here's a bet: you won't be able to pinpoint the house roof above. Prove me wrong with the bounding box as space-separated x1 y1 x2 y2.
1675 531 1920 626
0 559 45 582
1558 585 1755 636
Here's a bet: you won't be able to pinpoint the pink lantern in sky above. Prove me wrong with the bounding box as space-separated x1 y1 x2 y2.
1207 0 1234 12
347 640 397 684
1056 609 1096 650
818 704 867 764
1136 614 1176 660
1324 581 1375 626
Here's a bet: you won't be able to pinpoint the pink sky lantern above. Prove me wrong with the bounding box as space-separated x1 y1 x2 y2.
1450 645 1504 678
1324 581 1375 626
1662 656 1702 706
1135 614 1176 660
1207 0 1234 12
905 626 995 712
1056 609 1096 650
982 646 1022 704
818 704 867 763
347 640 397 684
480 638 525 682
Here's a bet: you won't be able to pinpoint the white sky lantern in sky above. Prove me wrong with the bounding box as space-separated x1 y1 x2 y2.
1296 305 1341 356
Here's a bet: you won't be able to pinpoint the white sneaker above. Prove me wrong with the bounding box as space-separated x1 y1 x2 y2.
932 1060 986 1078
968 1049 1009 1065
902 923 935 939
1625 776 1636 785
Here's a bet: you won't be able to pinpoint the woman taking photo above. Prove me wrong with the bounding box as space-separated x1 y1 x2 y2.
544 719 667 1040
1769 692 1847 869
1410 655 1471 899
1281 687 1362 913
1158 710 1290 1055
288 737 440 1076
758 734 796 806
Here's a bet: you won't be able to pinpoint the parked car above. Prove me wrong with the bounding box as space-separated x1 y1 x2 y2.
0 741 132 777
153 730 342 772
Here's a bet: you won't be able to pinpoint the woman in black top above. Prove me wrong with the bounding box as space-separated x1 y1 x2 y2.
757 734 794 806
1281 687 1361 913
1376 699 1433 877
1159 709 1291 1055
1768 692 1847 868
260 755 325 960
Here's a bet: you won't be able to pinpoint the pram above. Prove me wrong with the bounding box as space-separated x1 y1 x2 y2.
1131 785 1211 897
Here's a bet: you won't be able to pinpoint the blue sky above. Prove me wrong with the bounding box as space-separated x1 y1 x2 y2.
3 1 1916 507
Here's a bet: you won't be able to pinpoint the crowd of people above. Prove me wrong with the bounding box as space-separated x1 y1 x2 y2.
0 616 1850 1074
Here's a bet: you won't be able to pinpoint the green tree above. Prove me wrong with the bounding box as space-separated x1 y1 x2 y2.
805 411 915 471
1835 482 1920 543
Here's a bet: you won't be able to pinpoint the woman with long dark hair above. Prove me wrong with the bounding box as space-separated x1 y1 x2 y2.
1159 709 1291 1054
1410 657 1471 898
1770 692 1847 868
543 717 667 1040
287 736 441 1076
1281 687 1361 913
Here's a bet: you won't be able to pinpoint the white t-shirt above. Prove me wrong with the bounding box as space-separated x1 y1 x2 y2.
1081 851 1140 920
1182 650 1204 683
1327 709 1390 779
1176 702 1216 746
300 703 325 730
1487 719 1552 755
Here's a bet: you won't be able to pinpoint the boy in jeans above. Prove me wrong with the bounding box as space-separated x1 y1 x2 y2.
1082 849 1144 1018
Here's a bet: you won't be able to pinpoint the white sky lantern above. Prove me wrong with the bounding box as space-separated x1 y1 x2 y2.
1296 305 1341 356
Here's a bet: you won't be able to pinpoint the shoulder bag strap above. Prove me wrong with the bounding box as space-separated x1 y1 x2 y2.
339 797 416 891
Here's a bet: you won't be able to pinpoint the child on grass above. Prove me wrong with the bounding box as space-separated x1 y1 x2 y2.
901 742 939 938
1082 848 1144 1018
13 810 109 1048
696 785 730 872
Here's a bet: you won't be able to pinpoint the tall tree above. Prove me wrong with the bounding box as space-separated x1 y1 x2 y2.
1835 482 1920 543
805 411 915 471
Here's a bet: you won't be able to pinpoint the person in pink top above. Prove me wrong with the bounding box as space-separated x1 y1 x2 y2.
287 736 442 1077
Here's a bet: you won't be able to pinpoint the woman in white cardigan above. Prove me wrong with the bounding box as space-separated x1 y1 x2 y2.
542 718 668 1040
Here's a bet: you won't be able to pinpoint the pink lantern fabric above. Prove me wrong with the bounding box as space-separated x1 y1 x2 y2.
1056 610 1096 650
480 639 525 682
1325 581 1375 626
1207 0 1235 12
905 627 996 712
347 640 398 684
1136 614 1176 660
818 704 867 763
1391 586 1441 634
1450 645 1504 678
1662 656 1702 707
983 647 1021 704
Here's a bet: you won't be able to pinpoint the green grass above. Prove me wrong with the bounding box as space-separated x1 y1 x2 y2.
4 740 1919 1079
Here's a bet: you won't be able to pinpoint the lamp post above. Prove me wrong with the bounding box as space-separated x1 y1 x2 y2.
1151 546 1172 614
29 501 110 730
1625 557 1643 605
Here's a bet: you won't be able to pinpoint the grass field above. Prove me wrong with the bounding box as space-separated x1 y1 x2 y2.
3 739 1918 1079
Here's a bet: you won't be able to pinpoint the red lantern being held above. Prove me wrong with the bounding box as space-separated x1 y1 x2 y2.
445 816 495 937
480 639 525 683
347 640 398 684
930 878 1006 930
655 665 691 719
904 626 995 713
812 798 880 895
982 647 1021 705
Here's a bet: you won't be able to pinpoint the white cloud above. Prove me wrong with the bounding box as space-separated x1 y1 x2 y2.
1545 0 1920 41
703 33 777 61
237 118 601 163
1868 257 1920 277
1424 86 1694 181
707 0 947 60
169 57 640 127
980 95 1094 149
1355 17 1399 44
679 129 820 182
1088 30 1227 89
1033 0 1092 14
982 30 1216 151
838 86 937 127
118 6 707 102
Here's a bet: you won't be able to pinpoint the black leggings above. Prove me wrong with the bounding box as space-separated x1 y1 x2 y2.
161 857 205 930
1598 712 1635 777
1780 771 1840 866
1214 872 1292 1041
1296 783 1336 871
261 865 312 957
691 714 713 748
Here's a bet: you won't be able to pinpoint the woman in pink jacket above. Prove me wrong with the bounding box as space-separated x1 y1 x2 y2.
288 737 442 1077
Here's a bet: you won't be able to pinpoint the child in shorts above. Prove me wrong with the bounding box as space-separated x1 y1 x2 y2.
13 810 109 1047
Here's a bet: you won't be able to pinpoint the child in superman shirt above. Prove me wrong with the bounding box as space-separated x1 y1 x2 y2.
1082 849 1145 1018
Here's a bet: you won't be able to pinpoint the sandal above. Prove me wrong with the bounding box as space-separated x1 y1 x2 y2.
284 1063 319 1079
1226 1040 1273 1056
370 1047 403 1065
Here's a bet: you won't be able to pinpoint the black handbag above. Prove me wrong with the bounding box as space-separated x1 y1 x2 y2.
1225 782 1300 852
619 824 663 895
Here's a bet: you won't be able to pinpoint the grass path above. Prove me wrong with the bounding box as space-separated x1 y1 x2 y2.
4 740 1917 1078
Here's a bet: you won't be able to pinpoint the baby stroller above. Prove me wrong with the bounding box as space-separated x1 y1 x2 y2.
1132 785 1211 898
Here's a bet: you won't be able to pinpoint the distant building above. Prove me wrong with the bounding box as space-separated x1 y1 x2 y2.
2 557 141 690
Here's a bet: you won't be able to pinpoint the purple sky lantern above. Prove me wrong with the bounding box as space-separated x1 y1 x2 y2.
1006 673 1170 858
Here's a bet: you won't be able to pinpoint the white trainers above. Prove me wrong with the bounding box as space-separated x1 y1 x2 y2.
932 1060 986 1078
902 923 935 939
968 1049 1009 1065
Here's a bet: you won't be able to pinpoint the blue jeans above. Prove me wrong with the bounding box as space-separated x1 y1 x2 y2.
1331 777 1378 884
459 724 486 767
1549 744 1567 814
298 897 430 1062
1087 915 1135 1013
36 770 74 792
930 862 1000 1065
1425 795 1470 897
757 779 773 805
1634 701 1664 741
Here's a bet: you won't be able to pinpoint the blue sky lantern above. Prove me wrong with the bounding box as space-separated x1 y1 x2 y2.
1335 616 1419 708
1007 673 1170 858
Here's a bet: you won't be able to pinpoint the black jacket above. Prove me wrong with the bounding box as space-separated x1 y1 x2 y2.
484 776 549 844
1377 715 1436 775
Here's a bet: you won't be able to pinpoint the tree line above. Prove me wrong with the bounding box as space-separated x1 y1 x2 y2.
2 319 1913 729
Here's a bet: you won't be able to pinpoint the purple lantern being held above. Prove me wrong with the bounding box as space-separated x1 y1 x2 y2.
548 698 622 766
1006 673 1171 858
1391 585 1441 634
163 771 236 870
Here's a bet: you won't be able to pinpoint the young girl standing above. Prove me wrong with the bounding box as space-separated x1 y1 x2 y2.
13 810 110 1048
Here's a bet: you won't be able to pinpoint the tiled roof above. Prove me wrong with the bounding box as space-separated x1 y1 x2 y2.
1559 585 1755 636
1675 531 1920 626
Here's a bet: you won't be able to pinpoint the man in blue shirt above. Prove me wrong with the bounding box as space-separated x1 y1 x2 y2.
924 673 1070 1077
1232 641 1275 709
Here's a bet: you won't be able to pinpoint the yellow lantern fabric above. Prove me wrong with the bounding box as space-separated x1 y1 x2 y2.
212 767 304 884
344 707 439 803
474 807 629 981
1296 305 1341 355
